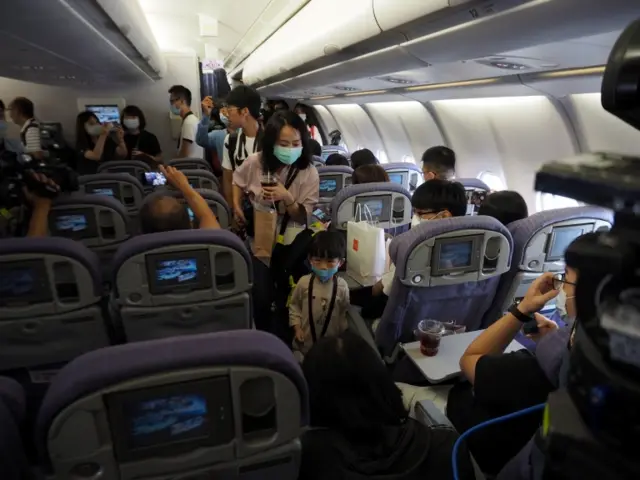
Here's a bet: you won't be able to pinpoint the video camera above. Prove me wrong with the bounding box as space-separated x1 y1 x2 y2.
0 149 78 209
535 18 640 480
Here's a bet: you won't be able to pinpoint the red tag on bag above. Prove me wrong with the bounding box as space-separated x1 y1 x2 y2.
353 239 359 252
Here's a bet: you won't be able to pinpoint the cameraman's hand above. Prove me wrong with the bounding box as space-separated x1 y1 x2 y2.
159 165 190 191
518 272 559 315
525 313 559 343
23 172 59 207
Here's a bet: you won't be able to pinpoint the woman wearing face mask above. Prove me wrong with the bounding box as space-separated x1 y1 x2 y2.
232 110 319 335
0 99 23 155
120 105 162 166
294 103 322 143
75 111 127 175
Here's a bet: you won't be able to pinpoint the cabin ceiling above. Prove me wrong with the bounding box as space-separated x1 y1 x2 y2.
276 31 620 100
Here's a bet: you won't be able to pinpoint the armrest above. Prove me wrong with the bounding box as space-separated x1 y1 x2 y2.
414 399 453 428
346 306 380 359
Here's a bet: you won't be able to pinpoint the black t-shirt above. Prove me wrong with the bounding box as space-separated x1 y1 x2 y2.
446 351 554 475
76 136 119 175
123 130 161 161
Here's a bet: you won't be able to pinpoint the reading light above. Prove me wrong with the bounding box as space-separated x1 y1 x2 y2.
344 90 388 97
405 78 498 91
537 65 605 78
310 95 336 100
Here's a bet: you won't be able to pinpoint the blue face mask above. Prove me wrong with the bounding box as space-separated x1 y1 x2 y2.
170 104 181 116
274 145 302 165
311 265 339 283
219 112 230 126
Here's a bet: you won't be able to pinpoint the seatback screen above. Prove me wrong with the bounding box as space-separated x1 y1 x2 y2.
319 175 342 196
431 234 482 276
0 260 53 305
146 250 213 295
107 378 234 462
50 208 97 240
353 195 392 223
439 241 473 269
86 104 120 124
388 173 404 185
546 225 590 261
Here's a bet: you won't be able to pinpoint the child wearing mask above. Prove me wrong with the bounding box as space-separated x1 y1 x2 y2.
289 231 350 361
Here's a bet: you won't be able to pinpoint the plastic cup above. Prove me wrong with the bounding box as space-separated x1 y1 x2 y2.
415 320 445 356
260 172 277 187
443 321 467 336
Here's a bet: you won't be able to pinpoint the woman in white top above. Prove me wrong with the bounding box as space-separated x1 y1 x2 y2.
295 103 322 143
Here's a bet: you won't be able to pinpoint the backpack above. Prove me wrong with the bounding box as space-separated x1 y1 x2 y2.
224 130 239 171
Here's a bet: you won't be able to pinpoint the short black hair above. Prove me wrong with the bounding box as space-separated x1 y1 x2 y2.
261 110 312 173
350 148 379 170
352 165 389 185
325 153 349 167
75 111 100 151
309 139 322 157
10 97 35 119
168 85 192 106
0 99 4 110
139 195 192 234
478 190 528 225
302 331 408 441
412 179 467 217
273 100 289 110
308 231 346 260
226 85 261 119
120 105 147 130
422 146 456 180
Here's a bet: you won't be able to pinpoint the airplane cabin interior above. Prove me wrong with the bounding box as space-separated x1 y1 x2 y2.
0 0 639 479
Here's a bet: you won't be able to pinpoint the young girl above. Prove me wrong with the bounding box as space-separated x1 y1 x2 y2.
289 231 350 361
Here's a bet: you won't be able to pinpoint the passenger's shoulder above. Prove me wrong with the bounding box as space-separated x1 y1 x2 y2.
296 274 312 288
336 275 350 290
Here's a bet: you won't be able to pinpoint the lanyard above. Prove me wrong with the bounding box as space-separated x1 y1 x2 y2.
236 126 263 163
307 274 338 344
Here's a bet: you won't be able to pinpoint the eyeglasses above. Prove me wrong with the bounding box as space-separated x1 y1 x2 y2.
553 272 576 290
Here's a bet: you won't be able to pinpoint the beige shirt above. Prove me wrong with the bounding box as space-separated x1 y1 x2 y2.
289 274 350 357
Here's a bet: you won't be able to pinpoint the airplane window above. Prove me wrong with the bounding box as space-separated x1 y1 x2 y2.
377 150 388 163
402 154 415 164
536 193 580 212
478 171 506 191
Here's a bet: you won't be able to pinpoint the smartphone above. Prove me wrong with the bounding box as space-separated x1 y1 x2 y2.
141 171 167 187
312 207 328 222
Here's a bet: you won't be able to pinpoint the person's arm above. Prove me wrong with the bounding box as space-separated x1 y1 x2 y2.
113 127 127 158
289 283 305 342
223 169 234 209
460 272 559 385
24 124 44 160
196 116 213 149
159 165 220 229
26 199 51 237
133 132 162 163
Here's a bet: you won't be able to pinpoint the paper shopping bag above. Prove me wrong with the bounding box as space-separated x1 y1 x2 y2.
347 220 386 279
252 204 278 264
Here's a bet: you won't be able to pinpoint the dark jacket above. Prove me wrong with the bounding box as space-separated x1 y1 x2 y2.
299 419 475 479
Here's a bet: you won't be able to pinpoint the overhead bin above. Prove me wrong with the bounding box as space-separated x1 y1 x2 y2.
0 0 164 88
244 0 484 86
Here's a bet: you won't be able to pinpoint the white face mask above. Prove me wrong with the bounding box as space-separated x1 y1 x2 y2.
411 214 423 228
123 117 140 130
299 113 307 122
556 288 575 320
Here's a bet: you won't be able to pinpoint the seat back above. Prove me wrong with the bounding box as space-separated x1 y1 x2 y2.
79 173 145 215
111 229 253 342
168 157 213 172
376 216 513 355
382 162 423 194
49 193 131 268
0 377 28 480
330 182 412 235
312 155 325 168
486 206 614 326
317 166 353 200
37 330 308 480
457 178 490 216
97 160 151 177
180 169 220 192
144 188 232 229
321 145 349 161
0 238 108 371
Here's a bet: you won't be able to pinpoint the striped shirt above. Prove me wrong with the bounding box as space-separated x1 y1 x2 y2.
21 118 42 154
